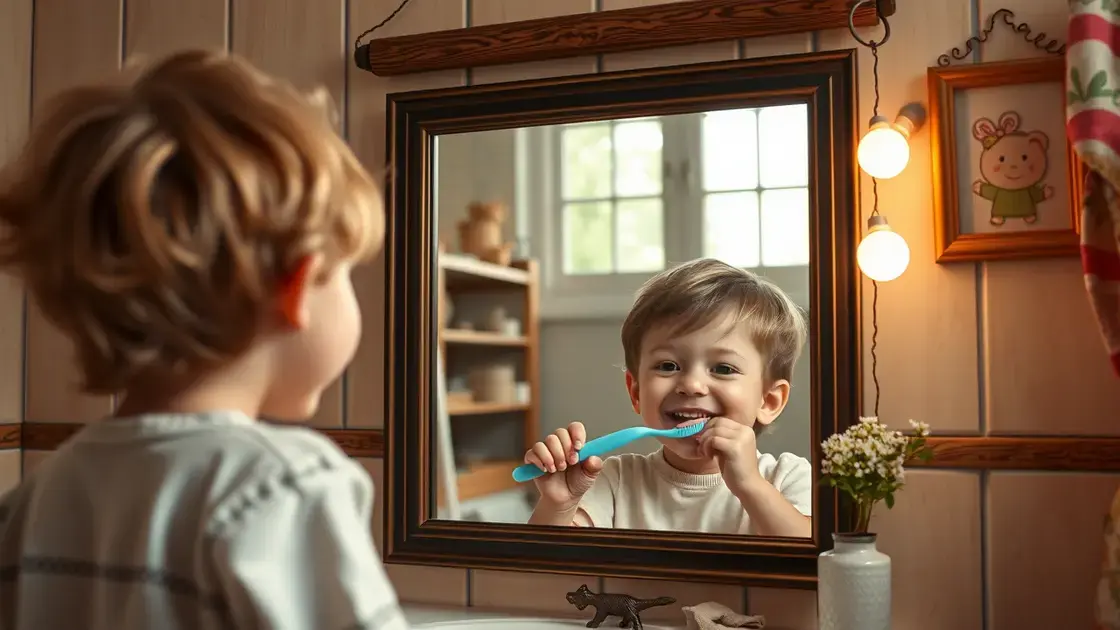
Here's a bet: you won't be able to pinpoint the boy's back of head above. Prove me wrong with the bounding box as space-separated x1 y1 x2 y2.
621 258 808 386
0 50 383 397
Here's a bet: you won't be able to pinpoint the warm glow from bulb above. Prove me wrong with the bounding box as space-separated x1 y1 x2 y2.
857 124 911 180
857 222 910 282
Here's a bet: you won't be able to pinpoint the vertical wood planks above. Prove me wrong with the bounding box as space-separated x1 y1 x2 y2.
818 2 982 433
232 0 345 98
347 0 469 600
125 0 228 62
232 0 348 428
871 470 984 629
26 0 123 423
813 4 987 628
0 0 33 423
975 0 1117 434
345 0 466 431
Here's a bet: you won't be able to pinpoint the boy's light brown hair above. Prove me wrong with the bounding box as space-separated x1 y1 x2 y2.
0 50 384 395
621 258 808 386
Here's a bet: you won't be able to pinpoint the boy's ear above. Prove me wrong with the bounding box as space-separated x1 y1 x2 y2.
624 370 640 414
754 379 791 428
277 255 318 329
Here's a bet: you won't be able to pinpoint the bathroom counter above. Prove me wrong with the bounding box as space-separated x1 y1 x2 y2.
402 605 523 625
398 605 685 627
402 604 802 629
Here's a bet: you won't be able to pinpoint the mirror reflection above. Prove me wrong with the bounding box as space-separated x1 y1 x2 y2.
432 104 813 538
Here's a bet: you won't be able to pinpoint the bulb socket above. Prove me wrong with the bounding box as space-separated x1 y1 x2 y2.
894 102 927 138
866 215 889 230
866 115 890 129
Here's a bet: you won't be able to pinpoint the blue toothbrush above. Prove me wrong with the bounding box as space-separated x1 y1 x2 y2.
511 421 707 483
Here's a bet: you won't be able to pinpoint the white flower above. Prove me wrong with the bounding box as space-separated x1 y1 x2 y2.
908 419 931 437
819 416 930 502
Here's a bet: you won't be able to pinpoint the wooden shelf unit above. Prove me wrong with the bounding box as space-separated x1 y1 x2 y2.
438 253 539 505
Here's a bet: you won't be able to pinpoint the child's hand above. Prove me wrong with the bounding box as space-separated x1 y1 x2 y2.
524 422 602 510
697 416 762 499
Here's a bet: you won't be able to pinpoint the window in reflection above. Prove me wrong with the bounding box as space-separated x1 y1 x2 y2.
559 120 665 275
553 104 810 287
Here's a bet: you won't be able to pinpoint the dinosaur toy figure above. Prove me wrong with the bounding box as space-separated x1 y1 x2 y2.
565 583 676 629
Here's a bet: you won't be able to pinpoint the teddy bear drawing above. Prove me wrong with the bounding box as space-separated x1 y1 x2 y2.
970 110 1053 226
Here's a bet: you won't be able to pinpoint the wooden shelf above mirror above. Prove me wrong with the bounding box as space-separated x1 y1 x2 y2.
355 0 892 77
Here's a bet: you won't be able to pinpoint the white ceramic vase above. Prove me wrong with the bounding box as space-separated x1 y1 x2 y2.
818 532 891 630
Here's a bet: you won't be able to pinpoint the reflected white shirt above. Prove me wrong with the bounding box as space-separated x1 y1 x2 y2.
576 448 812 534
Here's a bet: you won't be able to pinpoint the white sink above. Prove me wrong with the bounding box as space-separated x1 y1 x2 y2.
413 618 680 629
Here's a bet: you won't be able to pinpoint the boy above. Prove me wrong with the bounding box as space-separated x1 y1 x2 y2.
0 51 409 629
524 258 812 537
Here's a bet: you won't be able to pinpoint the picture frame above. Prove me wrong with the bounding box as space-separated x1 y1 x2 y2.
928 56 1084 263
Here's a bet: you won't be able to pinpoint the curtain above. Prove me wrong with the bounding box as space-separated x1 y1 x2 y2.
1066 2 1120 626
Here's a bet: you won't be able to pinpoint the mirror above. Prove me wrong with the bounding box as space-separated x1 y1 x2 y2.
384 50 860 585
433 106 814 537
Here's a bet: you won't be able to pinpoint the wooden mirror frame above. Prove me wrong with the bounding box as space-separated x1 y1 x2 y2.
383 50 860 588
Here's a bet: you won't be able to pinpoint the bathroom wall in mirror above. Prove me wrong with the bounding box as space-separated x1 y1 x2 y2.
383 50 858 583
432 104 814 538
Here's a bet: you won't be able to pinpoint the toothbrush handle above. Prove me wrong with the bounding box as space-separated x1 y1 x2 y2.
509 441 604 483
510 428 644 483
512 462 547 483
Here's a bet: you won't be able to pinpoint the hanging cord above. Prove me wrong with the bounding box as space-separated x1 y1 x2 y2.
868 43 881 418
354 0 414 50
848 0 890 418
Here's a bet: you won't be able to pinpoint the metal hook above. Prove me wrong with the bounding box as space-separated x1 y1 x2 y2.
848 0 892 48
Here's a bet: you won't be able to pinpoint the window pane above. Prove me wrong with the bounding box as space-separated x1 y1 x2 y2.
758 104 809 188
561 124 612 199
614 121 663 197
702 109 758 192
760 188 810 267
563 201 613 274
616 198 665 273
703 191 760 268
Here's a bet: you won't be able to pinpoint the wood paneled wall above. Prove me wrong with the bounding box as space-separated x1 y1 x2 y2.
1 0 1116 628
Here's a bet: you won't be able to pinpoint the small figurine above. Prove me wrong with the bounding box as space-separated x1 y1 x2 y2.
970 110 1053 227
457 200 514 265
565 583 676 629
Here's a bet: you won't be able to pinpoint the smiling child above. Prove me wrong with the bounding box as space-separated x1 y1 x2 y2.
524 258 812 537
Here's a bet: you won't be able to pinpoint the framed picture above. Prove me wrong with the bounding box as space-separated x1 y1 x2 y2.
928 56 1084 263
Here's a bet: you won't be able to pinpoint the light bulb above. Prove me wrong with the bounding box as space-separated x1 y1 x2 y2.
857 121 910 179
855 104 927 180
857 215 910 282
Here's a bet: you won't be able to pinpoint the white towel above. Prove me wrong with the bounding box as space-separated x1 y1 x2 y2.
682 601 766 630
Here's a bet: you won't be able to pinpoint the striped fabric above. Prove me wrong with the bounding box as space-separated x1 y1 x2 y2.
1067 5 1120 628
1067 1 1120 379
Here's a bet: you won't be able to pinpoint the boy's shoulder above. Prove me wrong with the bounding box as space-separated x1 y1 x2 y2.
42 411 363 494
757 450 812 481
211 416 355 470
3 412 369 537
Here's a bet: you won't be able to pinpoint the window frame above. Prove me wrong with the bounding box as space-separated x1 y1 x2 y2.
524 110 812 321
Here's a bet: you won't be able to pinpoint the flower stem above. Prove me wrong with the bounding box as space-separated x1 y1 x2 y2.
854 499 874 533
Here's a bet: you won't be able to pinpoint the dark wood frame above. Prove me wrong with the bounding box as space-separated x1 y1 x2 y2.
929 57 1085 263
354 0 890 77
382 50 860 588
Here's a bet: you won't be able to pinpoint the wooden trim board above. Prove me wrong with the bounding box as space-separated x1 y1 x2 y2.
355 0 887 76
4 422 384 458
